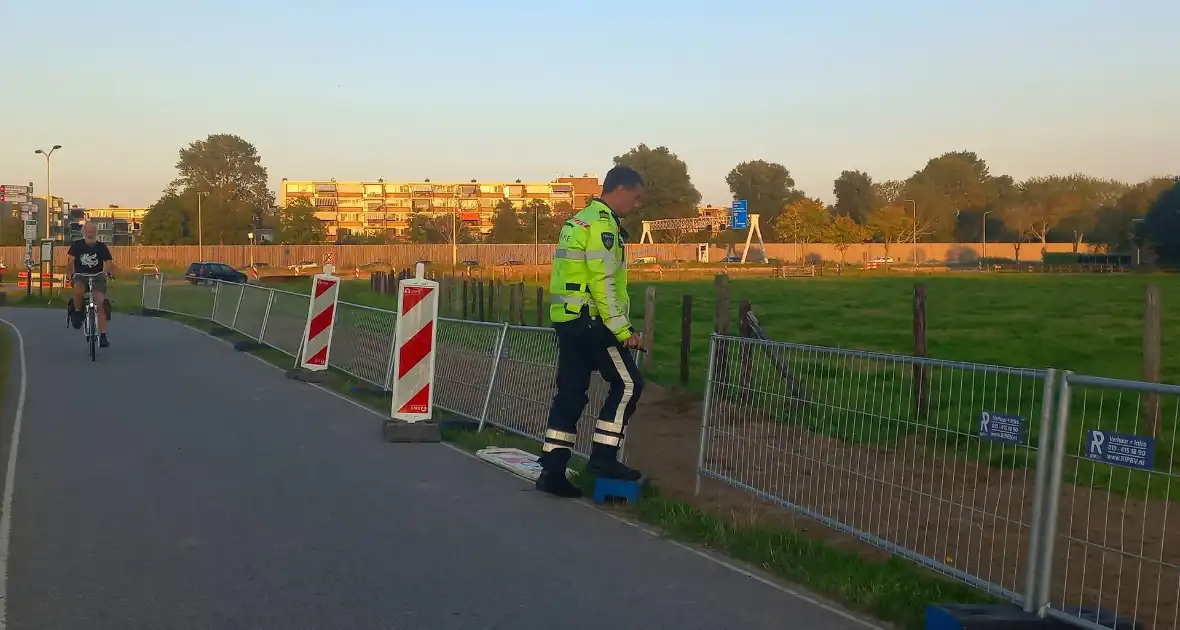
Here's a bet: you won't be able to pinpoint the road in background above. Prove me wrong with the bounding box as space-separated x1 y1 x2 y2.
0 308 874 630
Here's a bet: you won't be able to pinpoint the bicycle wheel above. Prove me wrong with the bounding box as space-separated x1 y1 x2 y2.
89 309 97 362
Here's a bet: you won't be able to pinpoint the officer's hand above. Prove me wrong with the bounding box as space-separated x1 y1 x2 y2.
623 333 643 349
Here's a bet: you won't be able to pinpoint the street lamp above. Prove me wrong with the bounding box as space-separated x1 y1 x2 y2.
1132 218 1146 265
247 231 255 266
197 191 209 261
33 145 62 240
905 199 918 265
981 211 992 261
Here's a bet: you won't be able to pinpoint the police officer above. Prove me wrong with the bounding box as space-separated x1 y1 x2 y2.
536 166 646 498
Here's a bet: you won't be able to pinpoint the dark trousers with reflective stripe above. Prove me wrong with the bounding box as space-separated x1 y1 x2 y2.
541 317 644 470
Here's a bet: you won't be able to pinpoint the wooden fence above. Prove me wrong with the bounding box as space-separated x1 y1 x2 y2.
5 242 1082 270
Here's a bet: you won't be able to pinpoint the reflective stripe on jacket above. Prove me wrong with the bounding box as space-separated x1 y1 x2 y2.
548 199 632 341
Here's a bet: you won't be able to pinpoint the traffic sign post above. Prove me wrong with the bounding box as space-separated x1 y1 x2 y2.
731 200 749 230
0 184 31 204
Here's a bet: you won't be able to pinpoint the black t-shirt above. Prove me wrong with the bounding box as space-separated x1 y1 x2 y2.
68 240 113 275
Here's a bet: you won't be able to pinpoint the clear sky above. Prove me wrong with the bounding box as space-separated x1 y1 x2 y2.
2 0 1177 209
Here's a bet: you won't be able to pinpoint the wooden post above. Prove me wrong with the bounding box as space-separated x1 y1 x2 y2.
1144 284 1162 437
507 282 518 325
462 280 469 320
643 286 656 367
477 281 485 321
536 286 544 326
497 281 505 322
449 277 457 317
486 280 495 320
738 299 752 397
913 283 929 421
680 295 692 386
515 283 525 325
714 275 731 393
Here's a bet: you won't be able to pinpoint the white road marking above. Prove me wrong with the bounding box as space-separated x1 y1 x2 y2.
0 318 30 630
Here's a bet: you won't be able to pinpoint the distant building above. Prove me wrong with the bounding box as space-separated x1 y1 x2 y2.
277 177 602 242
30 195 68 241
79 206 149 244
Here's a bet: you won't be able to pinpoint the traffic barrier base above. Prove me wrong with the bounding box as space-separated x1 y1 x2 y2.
382 418 441 443
924 604 1057 629
286 368 328 383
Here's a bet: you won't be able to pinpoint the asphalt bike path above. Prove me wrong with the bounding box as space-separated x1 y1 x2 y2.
0 308 878 630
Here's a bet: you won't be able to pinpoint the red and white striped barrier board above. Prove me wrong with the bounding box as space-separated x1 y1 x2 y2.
390 264 439 422
298 266 341 371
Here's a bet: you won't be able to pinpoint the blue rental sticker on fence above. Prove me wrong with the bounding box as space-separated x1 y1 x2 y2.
1085 430 1155 470
979 411 1024 444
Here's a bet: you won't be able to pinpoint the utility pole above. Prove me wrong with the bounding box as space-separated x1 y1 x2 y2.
982 210 992 261
452 190 459 267
197 191 209 260
905 199 918 265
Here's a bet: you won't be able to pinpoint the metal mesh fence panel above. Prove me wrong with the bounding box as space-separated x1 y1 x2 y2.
434 319 505 421
259 289 311 358
232 284 272 341
698 334 1054 604
1040 374 1180 630
140 274 162 310
211 281 244 328
328 302 398 388
158 278 217 320
482 325 634 459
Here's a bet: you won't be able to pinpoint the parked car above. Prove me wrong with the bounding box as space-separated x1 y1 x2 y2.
460 259 481 268
288 260 317 273
498 260 524 266
632 256 657 264
133 262 160 274
186 261 247 285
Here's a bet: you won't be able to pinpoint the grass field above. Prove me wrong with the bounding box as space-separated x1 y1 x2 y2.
267 273 1180 386
633 274 1180 388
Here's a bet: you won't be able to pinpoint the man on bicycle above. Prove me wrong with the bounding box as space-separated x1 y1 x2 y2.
66 222 114 348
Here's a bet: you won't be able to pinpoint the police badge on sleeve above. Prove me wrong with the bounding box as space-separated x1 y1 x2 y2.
601 233 614 250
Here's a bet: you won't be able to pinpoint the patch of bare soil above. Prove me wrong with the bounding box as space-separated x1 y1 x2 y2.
624 384 1179 630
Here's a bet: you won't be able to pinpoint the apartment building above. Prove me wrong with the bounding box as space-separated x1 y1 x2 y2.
278 177 603 241
83 206 148 244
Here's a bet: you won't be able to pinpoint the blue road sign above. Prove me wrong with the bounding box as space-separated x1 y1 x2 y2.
979 411 1024 444
1085 429 1155 470
731 200 748 230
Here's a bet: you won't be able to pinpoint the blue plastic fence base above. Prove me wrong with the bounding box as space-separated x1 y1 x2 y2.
592 477 640 505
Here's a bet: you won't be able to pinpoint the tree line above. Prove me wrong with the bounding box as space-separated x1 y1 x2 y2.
137 134 1180 264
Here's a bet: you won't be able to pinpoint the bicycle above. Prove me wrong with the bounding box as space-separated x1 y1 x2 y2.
67 271 110 362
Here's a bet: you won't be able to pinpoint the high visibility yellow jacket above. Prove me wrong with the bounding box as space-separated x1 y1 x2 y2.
548 199 633 342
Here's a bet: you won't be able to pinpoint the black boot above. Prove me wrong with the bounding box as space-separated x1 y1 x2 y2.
586 444 642 482
535 450 582 498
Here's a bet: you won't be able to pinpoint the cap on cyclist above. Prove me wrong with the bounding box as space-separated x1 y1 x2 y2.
67 222 115 347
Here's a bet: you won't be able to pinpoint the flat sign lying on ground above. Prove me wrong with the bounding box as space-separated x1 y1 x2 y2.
476 447 575 483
